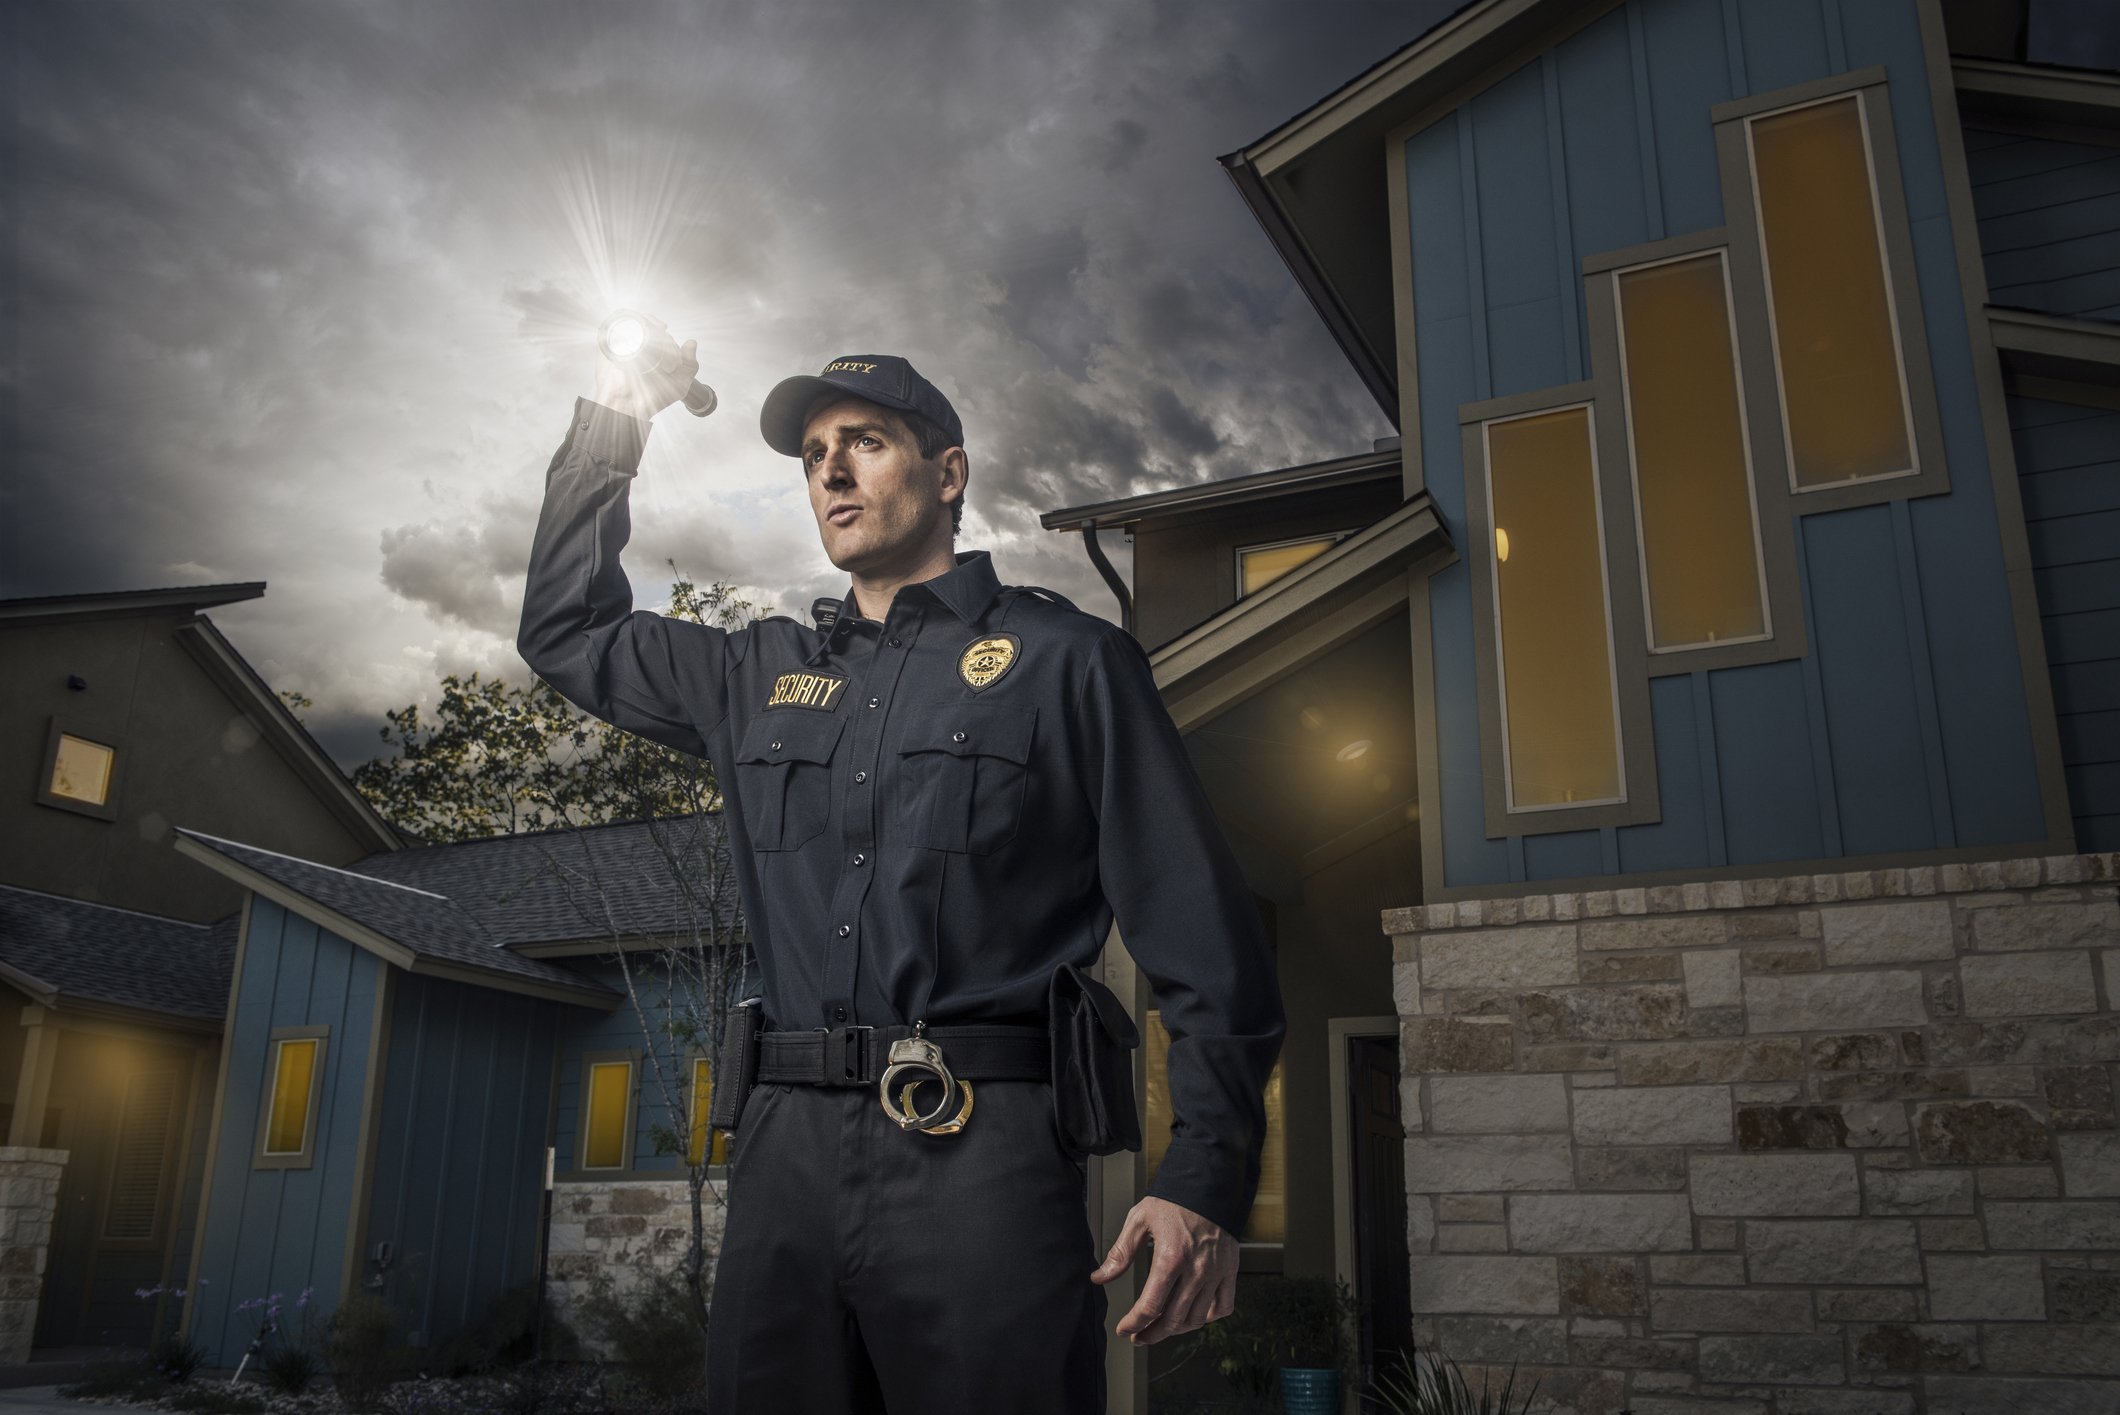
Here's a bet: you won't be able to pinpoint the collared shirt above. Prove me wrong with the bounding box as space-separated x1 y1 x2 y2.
518 396 1286 1237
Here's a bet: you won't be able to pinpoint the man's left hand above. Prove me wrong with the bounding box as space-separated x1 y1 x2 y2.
1089 1196 1238 1345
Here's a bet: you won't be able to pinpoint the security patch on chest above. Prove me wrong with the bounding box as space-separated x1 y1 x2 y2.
958 634 1020 692
764 670 848 711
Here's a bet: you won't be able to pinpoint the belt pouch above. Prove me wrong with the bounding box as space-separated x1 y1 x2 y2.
1046 961 1143 1157
708 997 763 1132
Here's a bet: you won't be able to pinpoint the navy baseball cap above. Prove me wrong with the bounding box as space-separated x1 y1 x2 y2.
760 355 964 459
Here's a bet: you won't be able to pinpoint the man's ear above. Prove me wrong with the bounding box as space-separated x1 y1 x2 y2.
938 447 969 506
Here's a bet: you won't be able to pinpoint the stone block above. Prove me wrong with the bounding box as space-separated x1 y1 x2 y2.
1437 1194 1505 1223
1428 1074 1569 1134
1914 1100 2051 1163
1778 1392 1915 1415
1683 950 1743 1008
1730 911 1799 939
1863 1167 1975 1215
1968 1064 2041 1096
1743 945 1821 973
1810 1033 1899 1071
1559 1255 1646 1315
1850 1323 1980 1372
607 1186 671 1216
1580 914 1725 952
1743 1220 1922 1284
1649 1254 1745 1285
1744 970 1928 1034
1577 1147 1686 1191
1698 1334 1845 1385
2060 1133 2120 1197
1984 1324 2120 1376
1979 1165 2061 1198
1409 1256 1560 1315
1926 1255 2046 1320
1569 1336 1694 1371
1630 1400 1768 1415
1405 1016 1515 1073
1814 1068 1970 1101
1699 1218 1738 1249
1820 900 1954 964
1405 1134 1574 1192
583 1215 646 1238
1393 960 1422 1016
1573 1086 1730 1145
1920 1218 1988 1250
1817 1288 1917 1322
1581 953 1684 983
1421 925 1580 990
1436 1224 1509 1252
1737 1104 1851 1150
1961 951 2099 1017
2052 1269 2120 1322
1523 1043 1616 1071
2043 1065 2118 1130
1985 1201 2120 1250
1839 1102 1914 1147
1731 1081 1803 1104
1924 1377 2120 1415
1511 1194 1694 1252
1924 1015 2120 1066
1618 1038 1804 1085
1968 900 2120 952
1687 1005 1746 1036
1689 1153 1860 1216
1649 1286 1812 1333
1520 986 1689 1043
1432 1315 1568 1365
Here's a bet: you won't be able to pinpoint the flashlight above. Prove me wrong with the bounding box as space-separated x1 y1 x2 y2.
598 310 718 418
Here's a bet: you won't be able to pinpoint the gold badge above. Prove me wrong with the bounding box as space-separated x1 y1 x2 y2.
958 634 1020 692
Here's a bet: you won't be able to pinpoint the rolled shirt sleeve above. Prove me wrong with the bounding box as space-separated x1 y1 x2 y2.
516 397 734 756
1077 626 1286 1238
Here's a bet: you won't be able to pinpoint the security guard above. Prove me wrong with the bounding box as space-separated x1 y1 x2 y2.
517 334 1285 1413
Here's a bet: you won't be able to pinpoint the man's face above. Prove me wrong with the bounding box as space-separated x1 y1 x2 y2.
801 395 956 574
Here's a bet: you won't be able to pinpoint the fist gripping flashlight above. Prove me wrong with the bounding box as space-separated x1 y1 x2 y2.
598 310 718 418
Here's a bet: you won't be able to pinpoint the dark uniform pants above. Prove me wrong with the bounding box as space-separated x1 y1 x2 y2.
706 1077 1108 1413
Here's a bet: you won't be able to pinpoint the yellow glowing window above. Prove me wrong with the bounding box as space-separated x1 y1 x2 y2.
1484 407 1623 809
263 1039 318 1156
1749 95 1914 489
583 1061 632 1170
50 734 116 806
1614 253 1769 651
1239 536 1339 596
688 1057 730 1167
1143 1009 1285 1244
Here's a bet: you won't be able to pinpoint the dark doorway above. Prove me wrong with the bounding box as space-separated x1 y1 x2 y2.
1348 1033 1411 1397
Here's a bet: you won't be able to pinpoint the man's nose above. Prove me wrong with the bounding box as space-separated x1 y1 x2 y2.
821 447 856 484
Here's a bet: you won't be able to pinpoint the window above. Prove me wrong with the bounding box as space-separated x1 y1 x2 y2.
580 1055 635 1171
1143 1009 1285 1245
1236 534 1348 597
255 1027 327 1169
1611 251 1772 653
1484 406 1625 810
36 719 125 820
688 1055 730 1168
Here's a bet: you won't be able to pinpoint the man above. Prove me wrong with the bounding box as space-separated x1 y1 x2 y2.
517 331 1285 1413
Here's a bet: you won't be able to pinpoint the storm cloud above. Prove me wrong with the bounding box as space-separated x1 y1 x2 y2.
3 0 1444 766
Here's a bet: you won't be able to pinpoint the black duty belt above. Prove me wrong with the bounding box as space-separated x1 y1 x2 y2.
758 1022 1049 1087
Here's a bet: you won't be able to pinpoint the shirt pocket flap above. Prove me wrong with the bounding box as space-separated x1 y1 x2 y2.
897 702 1036 763
736 711 848 766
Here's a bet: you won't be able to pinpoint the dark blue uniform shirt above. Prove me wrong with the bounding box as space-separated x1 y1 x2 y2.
518 396 1286 1238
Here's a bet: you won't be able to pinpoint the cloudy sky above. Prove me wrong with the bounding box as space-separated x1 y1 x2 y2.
3 0 1453 768
6 2 2112 772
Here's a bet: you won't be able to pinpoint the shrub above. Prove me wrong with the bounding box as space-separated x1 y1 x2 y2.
572 1266 706 1399
325 1292 406 1411
428 1281 583 1377
1366 1345 1541 1415
257 1338 322 1396
149 1332 209 1384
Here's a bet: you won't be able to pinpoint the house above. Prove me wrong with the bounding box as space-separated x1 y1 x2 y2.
0 583 397 1359
1044 1 2119 1410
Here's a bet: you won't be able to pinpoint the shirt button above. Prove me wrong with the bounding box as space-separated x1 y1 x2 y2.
853 853 865 866
889 637 902 647
834 1006 847 1021
952 730 967 743
854 771 867 783
770 740 782 751
867 697 879 708
837 924 851 937
578 419 589 430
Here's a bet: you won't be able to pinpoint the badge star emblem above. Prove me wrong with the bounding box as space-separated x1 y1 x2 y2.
958 634 1020 692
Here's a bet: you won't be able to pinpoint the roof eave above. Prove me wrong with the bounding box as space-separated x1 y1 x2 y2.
1039 447 1401 531
0 581 267 624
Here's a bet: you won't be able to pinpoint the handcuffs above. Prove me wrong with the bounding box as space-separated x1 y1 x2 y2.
878 1019 974 1136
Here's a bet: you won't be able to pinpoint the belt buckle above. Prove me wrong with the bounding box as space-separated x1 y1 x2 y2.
815 1023 874 1086
878 1020 974 1135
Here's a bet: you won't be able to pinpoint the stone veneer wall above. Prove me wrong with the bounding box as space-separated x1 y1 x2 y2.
1383 852 2120 1415
0 1147 66 1365
545 1177 728 1356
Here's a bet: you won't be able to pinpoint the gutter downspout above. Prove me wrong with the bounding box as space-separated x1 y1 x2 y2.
1079 524 1134 639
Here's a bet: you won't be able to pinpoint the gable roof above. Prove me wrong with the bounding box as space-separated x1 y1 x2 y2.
1039 445 1402 532
0 581 267 623
0 885 237 1028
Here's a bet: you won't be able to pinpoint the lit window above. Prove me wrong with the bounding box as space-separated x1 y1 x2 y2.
50 733 116 806
1143 1009 1285 1244
689 1056 730 1167
263 1038 319 1157
1748 94 1916 489
1483 406 1624 809
583 1060 633 1170
105 1068 178 1241
1238 535 1341 596
1613 252 1770 651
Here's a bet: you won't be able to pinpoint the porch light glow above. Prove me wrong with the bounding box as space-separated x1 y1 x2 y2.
1336 739 1371 762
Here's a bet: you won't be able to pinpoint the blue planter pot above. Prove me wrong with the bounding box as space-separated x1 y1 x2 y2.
1279 1366 1339 1415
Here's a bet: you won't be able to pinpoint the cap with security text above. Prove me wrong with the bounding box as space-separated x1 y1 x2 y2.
759 355 964 459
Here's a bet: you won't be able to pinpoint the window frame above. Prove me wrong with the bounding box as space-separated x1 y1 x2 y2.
253 1026 329 1171
36 718 125 822
1582 229 1811 677
573 1049 640 1177
1233 530 1358 599
1712 66 1952 513
1459 384 1662 836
